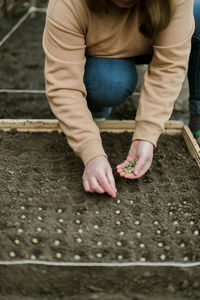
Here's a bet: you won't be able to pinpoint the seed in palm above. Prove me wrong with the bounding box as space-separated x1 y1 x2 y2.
123 160 136 173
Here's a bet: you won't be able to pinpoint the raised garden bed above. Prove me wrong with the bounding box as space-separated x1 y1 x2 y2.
0 4 199 300
0 120 199 300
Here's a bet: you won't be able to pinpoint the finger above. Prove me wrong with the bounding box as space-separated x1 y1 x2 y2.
117 159 128 169
117 169 136 179
83 179 93 193
116 159 129 171
106 167 117 192
98 175 116 198
90 177 105 194
119 172 138 179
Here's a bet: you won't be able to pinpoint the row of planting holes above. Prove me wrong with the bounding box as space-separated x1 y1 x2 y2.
9 200 199 261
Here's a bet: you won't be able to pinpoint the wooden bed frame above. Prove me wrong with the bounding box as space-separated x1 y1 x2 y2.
0 119 199 167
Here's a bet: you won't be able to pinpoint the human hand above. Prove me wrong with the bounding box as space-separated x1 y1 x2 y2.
82 155 117 198
116 140 154 179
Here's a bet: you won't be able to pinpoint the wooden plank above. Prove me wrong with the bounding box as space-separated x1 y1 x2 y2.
164 120 184 129
96 120 183 131
163 129 182 135
182 126 200 168
0 119 60 132
0 119 199 167
0 119 183 132
99 129 181 134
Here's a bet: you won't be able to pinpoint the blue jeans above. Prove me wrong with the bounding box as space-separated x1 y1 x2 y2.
84 0 200 119
188 0 200 115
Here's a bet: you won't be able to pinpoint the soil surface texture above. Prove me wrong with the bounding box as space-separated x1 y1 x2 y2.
0 130 199 299
0 5 199 300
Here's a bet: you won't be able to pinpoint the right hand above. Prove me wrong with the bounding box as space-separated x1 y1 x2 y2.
82 155 117 198
116 139 154 179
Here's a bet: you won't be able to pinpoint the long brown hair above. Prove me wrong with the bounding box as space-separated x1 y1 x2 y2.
86 0 175 40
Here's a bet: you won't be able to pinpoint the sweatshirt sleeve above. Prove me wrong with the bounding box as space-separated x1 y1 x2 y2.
42 0 107 166
132 0 195 146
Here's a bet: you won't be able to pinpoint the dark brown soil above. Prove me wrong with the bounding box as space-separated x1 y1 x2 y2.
0 265 200 300
0 130 199 299
0 12 52 119
0 6 199 300
0 1 48 37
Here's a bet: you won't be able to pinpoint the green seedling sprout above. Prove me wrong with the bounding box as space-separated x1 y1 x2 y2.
116 241 122 247
10 251 16 258
140 257 146 262
122 159 136 173
54 240 60 246
56 252 62 259
96 253 102 258
74 255 81 260
160 254 166 261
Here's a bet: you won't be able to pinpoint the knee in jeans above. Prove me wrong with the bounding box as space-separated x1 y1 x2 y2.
87 72 137 107
111 74 137 106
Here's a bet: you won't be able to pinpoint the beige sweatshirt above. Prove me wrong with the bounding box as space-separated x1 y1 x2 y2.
42 0 194 166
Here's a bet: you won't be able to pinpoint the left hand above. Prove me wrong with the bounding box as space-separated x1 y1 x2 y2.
116 140 154 179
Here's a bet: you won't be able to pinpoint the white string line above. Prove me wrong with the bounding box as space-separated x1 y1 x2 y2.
0 7 46 48
34 8 47 13
0 89 46 94
0 260 199 267
0 89 140 96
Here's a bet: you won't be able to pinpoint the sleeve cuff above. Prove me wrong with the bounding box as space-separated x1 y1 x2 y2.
75 140 108 166
132 121 163 147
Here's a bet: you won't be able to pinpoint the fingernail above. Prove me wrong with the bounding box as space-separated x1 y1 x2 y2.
113 186 117 192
